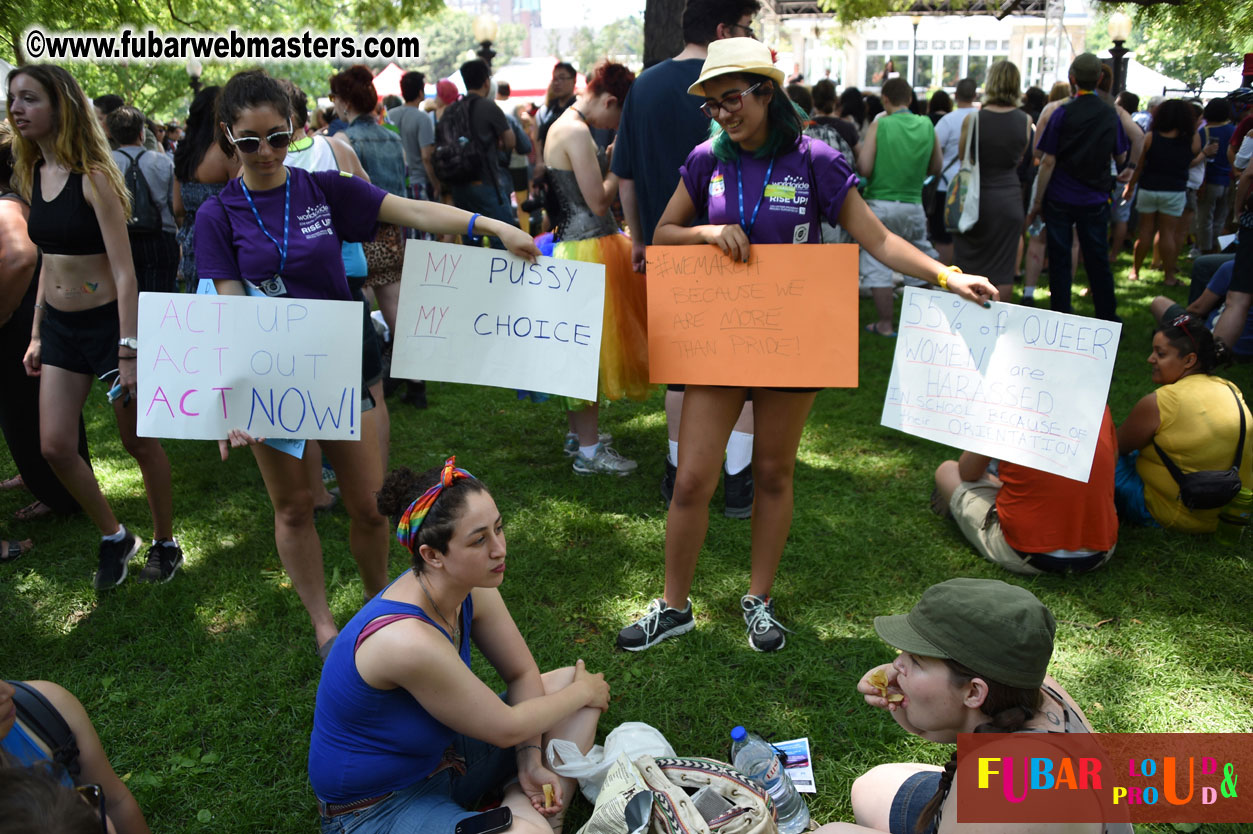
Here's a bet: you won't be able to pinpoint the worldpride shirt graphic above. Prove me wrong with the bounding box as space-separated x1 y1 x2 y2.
956 733 1249 824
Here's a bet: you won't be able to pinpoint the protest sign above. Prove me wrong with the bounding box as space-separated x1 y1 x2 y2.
137 293 363 441
390 240 606 401
880 287 1122 482
645 244 859 387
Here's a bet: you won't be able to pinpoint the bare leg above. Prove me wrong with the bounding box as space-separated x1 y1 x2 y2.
934 459 963 507
113 394 174 539
539 666 601 826
1024 230 1046 297
373 282 402 338
251 443 337 646
1109 221 1128 262
38 367 116 535
369 380 389 470
303 440 336 509
847 762 943 831
567 404 599 447
1148 295 1177 322
743 389 817 598
1157 214 1181 285
322 407 390 600
870 287 896 335
663 386 746 609
1131 212 1157 281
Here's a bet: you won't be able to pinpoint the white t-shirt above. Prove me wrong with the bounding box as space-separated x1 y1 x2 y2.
934 107 977 190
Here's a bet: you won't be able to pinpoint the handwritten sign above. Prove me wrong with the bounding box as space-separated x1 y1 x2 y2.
880 287 1122 482
645 244 859 387
136 293 363 440
390 240 606 401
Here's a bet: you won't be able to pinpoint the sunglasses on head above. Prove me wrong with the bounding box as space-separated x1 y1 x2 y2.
699 82 762 118
1171 314 1200 352
76 783 107 834
225 122 294 154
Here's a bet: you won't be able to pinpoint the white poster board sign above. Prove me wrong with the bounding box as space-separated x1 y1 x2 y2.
137 293 363 441
880 288 1122 482
390 240 606 401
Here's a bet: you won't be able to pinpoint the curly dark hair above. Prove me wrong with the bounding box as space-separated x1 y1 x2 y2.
1152 99 1196 136
328 64 379 116
377 464 490 569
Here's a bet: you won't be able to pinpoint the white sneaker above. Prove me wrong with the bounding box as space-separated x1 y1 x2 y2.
572 444 637 475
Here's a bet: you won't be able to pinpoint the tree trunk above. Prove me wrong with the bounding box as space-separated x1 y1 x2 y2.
644 0 686 69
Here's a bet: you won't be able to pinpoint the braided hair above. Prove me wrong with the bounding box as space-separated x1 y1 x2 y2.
914 659 1043 833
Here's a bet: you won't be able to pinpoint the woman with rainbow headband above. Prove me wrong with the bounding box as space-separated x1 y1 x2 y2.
308 457 609 833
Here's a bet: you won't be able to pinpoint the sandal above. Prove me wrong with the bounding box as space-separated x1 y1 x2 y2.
14 501 52 521
0 474 24 491
1 539 32 563
864 323 897 338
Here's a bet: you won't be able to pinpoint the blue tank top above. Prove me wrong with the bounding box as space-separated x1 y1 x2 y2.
1 722 76 787
308 573 474 803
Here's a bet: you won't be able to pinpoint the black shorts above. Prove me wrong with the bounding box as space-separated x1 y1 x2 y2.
348 278 384 388
927 188 952 244
40 301 120 380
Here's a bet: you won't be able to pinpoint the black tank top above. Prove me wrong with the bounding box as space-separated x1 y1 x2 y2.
1139 131 1193 193
27 163 107 255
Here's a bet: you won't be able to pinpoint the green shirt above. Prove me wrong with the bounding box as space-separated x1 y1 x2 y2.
864 111 935 204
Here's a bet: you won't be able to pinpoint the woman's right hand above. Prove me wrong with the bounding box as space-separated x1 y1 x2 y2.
858 663 904 712
218 429 266 461
573 659 610 711
22 339 41 377
705 223 751 263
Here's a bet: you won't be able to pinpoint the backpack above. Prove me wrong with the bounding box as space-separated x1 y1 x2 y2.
803 120 854 165
121 149 163 233
7 680 81 779
432 97 488 187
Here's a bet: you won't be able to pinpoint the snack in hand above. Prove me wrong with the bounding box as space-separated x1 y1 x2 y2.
543 783 555 809
869 667 904 703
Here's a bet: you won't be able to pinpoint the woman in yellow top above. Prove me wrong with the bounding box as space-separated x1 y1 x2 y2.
1115 314 1252 532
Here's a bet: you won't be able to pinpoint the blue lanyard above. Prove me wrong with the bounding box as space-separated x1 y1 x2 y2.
240 169 290 275
735 156 775 239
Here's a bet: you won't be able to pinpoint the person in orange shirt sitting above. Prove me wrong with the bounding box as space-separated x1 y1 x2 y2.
931 406 1119 575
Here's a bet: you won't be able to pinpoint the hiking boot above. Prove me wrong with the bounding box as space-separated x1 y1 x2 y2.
563 431 612 457
572 444 637 476
94 527 142 590
661 458 677 508
741 594 788 652
616 598 694 651
137 540 185 584
723 465 754 519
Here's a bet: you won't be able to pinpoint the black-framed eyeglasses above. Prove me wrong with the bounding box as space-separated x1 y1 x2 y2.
699 82 762 118
225 122 294 154
76 783 107 834
729 22 757 39
1171 314 1200 352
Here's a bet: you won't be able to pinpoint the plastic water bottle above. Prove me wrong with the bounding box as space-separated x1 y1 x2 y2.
1215 488 1252 546
729 726 810 834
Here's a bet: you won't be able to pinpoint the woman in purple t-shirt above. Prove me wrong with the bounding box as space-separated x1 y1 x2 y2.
200 70 538 657
617 40 997 653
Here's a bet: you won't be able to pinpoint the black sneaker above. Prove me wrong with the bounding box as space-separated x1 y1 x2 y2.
741 594 788 652
616 598 694 651
660 458 677 508
94 528 142 590
138 540 184 584
723 465 754 519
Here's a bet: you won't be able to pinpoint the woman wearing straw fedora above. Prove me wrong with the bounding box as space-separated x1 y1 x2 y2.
616 39 998 653
815 578 1129 834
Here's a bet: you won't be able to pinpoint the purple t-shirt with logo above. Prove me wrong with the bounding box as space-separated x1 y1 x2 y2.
679 135 859 244
196 166 387 300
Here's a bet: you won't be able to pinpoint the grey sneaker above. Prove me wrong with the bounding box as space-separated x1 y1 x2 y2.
563 431 613 457
137 540 184 584
617 598 694 651
572 444 636 475
741 594 789 652
94 527 142 590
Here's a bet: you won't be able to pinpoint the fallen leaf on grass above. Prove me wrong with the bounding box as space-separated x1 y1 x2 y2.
1092 701 1104 711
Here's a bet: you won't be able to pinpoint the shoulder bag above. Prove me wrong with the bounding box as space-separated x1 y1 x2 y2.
944 111 980 234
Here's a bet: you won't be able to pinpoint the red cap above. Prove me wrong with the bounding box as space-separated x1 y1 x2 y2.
437 79 459 104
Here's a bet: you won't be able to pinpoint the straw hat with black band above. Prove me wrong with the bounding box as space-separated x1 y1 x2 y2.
687 38 785 98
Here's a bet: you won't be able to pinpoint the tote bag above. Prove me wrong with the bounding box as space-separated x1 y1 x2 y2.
944 111 980 234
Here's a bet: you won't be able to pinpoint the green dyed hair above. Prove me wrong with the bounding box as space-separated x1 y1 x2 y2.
709 74 806 162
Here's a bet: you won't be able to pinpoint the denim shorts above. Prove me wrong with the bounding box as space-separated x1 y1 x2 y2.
1135 189 1186 217
318 733 516 834
1114 452 1160 527
889 770 941 834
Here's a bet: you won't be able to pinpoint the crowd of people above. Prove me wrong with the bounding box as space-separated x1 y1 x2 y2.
2 0 1252 830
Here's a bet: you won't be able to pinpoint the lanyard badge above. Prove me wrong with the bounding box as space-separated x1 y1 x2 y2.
241 170 291 297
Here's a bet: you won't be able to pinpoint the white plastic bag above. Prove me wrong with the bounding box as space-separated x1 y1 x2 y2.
548 722 676 802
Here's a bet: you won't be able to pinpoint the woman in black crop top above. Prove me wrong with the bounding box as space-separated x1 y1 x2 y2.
1122 99 1203 287
7 64 181 588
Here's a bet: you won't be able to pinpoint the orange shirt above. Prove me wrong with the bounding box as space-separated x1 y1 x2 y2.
996 407 1119 553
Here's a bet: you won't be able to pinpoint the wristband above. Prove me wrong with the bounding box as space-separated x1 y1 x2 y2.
936 265 962 290
34 303 44 310
467 213 481 240
516 744 541 756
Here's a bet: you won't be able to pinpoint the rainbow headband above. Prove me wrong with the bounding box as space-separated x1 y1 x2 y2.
395 456 474 553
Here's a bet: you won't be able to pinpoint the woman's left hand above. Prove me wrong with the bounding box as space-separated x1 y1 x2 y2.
519 762 564 817
118 357 138 399
499 225 542 262
945 272 998 306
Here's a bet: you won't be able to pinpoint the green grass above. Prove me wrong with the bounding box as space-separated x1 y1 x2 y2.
2 254 1251 834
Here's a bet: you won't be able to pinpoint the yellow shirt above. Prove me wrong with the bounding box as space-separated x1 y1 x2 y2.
1137 374 1253 532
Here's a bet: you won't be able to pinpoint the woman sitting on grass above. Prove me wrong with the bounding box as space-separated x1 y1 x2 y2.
1115 315 1252 532
308 458 609 833
815 578 1130 834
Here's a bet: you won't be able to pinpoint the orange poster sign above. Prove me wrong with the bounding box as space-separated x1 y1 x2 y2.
645 244 859 387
